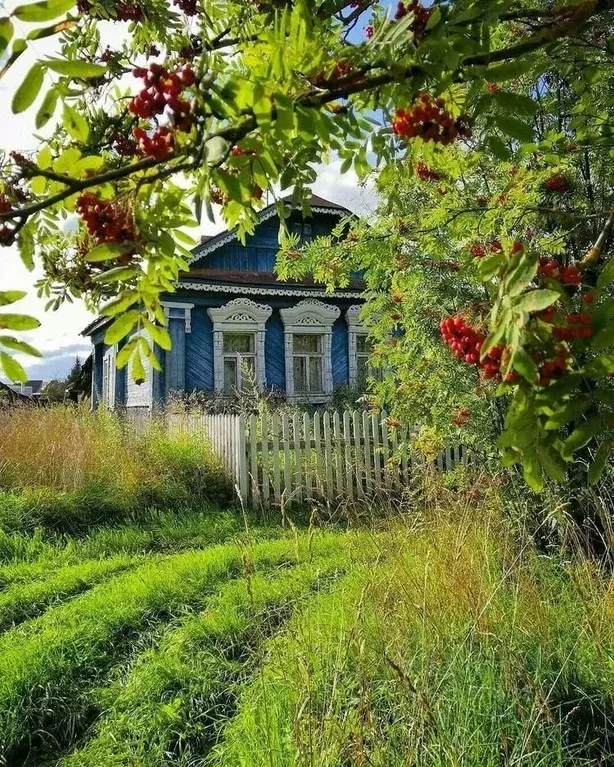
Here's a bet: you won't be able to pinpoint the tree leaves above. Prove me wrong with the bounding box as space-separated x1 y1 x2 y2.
13 0 75 23
46 59 106 79
495 115 534 143
0 17 14 56
0 291 27 307
513 289 560 314
35 87 59 128
561 419 602 461
85 243 133 263
12 63 44 113
104 311 140 345
0 314 41 331
62 103 89 142
0 352 27 383
589 440 613 485
0 336 42 357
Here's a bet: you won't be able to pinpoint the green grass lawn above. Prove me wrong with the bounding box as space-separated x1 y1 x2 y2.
0 504 611 766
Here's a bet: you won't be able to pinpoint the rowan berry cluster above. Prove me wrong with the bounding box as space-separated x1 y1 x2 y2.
78 0 143 21
129 64 196 129
553 313 593 341
415 161 440 181
113 135 139 156
439 316 504 381
210 188 230 205
538 257 582 285
174 0 197 14
536 347 569 387
452 407 470 426
133 126 174 160
544 174 569 193
76 193 135 245
392 95 472 144
395 1 432 40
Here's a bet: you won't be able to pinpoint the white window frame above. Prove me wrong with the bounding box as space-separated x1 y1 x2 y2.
208 299 272 392
162 301 194 333
101 345 116 410
346 304 370 387
221 332 257 393
281 300 340 402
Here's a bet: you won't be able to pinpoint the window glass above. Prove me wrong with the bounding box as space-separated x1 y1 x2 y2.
223 333 254 353
309 356 323 392
223 358 238 392
356 334 370 354
293 357 308 392
293 334 320 353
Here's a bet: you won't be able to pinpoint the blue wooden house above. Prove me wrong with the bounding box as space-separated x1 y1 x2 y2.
83 194 369 411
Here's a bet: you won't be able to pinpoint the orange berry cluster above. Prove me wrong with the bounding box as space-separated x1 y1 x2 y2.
77 193 135 245
415 161 440 181
439 316 504 381
535 348 569 387
392 95 472 144
78 0 143 21
538 257 582 285
174 0 197 14
452 407 470 427
0 195 14 245
395 1 432 40
553 313 593 341
544 175 569 193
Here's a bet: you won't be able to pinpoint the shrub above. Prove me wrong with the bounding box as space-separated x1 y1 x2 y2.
0 405 233 534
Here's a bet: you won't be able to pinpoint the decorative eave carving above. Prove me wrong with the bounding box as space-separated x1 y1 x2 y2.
208 298 273 326
179 282 364 300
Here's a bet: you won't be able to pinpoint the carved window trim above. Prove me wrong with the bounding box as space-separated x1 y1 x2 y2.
208 299 272 392
101 345 116 410
281 300 340 402
346 304 369 387
162 301 194 333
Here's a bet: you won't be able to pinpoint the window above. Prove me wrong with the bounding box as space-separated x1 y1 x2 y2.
292 334 323 394
290 222 313 243
101 346 116 409
222 333 256 392
280 300 340 401
355 333 372 385
208 299 272 393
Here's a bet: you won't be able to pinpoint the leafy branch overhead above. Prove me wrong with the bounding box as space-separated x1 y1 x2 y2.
0 0 613 487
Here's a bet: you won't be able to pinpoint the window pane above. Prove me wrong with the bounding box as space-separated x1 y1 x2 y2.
294 334 320 353
356 334 370 354
293 357 307 392
223 358 238 391
223 333 254 353
309 356 323 393
357 356 368 385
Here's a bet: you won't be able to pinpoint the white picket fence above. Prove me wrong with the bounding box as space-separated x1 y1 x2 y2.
164 410 469 508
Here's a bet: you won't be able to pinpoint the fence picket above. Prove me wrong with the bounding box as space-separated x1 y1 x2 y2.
371 413 382 491
249 414 259 507
381 414 391 489
343 410 353 501
282 414 291 507
303 412 313 501
271 413 281 504
353 410 364 499
313 412 323 498
362 410 373 496
237 415 248 504
292 412 302 503
323 412 334 500
261 412 270 505
333 411 344 497
390 421 399 489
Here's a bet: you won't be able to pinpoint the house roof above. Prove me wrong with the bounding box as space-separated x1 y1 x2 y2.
189 193 352 264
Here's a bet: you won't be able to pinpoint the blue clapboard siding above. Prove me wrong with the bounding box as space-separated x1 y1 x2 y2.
165 317 186 393
265 312 286 391
185 306 214 391
332 319 349 386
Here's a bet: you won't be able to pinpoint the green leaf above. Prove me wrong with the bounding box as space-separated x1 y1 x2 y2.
504 252 539 297
561 419 602 460
52 147 81 173
45 59 106 78
543 400 590 430
589 440 613 485
523 455 544 493
131 348 146 384
495 115 534 143
104 311 140 345
591 324 614 350
0 313 40 331
512 347 538 384
596 256 614 290
115 339 137 369
37 146 52 170
0 291 26 307
493 91 538 117
100 292 139 317
0 335 42 356
514 289 560 314
585 355 614 378
12 63 44 113
85 242 133 262
13 0 75 22
0 352 27 383
486 135 511 161
483 58 536 83
92 266 140 284
143 319 172 351
538 446 567 483
0 17 14 56
62 103 89 142
35 87 59 128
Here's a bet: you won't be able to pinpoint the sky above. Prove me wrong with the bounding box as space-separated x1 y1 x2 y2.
0 1 381 382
